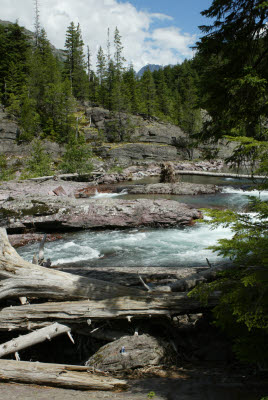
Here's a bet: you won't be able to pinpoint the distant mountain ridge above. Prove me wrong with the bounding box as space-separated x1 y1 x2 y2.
137 64 163 77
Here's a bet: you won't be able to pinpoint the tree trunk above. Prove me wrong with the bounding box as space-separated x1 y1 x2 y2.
0 294 218 332
0 323 71 358
0 359 127 390
0 228 143 301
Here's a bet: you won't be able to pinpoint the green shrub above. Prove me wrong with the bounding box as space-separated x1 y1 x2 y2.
0 154 15 181
60 140 93 174
23 139 53 178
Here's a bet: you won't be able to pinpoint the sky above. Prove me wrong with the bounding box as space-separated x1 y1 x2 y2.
0 0 213 71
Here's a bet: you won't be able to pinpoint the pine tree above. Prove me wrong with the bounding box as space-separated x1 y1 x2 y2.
139 68 156 117
196 0 268 140
123 64 140 114
64 22 87 99
154 69 172 119
0 22 29 104
96 46 106 105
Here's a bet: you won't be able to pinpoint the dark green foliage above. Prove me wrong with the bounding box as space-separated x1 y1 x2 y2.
0 154 15 181
190 138 268 367
196 0 268 140
64 22 88 100
0 22 29 104
188 0 268 368
139 68 156 117
24 139 53 177
60 139 93 174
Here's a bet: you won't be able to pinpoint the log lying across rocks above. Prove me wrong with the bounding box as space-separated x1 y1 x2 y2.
0 359 127 390
0 323 71 358
0 293 218 332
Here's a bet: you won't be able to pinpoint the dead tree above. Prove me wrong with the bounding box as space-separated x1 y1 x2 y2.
160 162 176 183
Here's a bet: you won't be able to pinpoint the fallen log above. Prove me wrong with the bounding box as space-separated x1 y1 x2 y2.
0 294 218 331
0 323 71 358
0 228 143 301
0 359 127 390
176 170 265 179
171 264 233 292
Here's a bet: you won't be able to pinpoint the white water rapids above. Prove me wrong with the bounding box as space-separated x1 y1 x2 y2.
17 180 267 269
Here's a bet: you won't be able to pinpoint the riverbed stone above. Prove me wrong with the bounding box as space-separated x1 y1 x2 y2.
127 182 219 195
1 196 202 232
85 334 175 372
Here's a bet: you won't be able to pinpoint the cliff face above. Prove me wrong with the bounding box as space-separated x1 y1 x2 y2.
0 105 63 160
84 106 191 163
0 103 236 165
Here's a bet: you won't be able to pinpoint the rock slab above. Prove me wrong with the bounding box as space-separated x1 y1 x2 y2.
1 197 202 232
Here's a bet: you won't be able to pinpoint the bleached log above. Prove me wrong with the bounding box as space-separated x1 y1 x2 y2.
176 170 265 179
0 228 143 301
171 264 232 292
0 294 218 332
0 359 127 390
0 323 71 358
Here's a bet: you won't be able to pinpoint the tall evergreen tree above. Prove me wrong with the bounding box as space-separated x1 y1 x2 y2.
64 22 87 100
0 22 29 104
123 64 140 114
196 0 268 140
96 46 106 105
139 68 156 117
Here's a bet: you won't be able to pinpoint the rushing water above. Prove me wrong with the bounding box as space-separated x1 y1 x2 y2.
18 223 234 267
17 174 268 269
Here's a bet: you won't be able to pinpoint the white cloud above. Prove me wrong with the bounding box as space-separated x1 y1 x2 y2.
0 0 196 71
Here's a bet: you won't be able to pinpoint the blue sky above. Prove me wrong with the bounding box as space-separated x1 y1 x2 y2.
128 0 213 35
0 0 215 71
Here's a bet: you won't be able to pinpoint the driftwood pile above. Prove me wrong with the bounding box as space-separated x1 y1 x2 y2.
0 228 218 391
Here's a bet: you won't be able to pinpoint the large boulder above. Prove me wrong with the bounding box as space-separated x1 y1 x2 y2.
85 334 175 372
1 196 202 232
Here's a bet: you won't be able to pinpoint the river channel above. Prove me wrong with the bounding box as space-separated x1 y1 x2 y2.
17 174 267 269
15 173 268 400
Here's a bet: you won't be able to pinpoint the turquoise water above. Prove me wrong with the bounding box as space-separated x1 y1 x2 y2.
17 174 267 268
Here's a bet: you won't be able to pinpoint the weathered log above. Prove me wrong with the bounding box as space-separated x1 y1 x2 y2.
176 170 265 179
0 228 143 301
0 323 71 358
171 264 232 292
0 359 127 390
0 294 218 331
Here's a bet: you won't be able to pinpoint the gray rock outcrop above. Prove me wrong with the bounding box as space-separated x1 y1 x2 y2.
85 334 175 372
127 182 219 195
1 196 201 232
0 106 63 157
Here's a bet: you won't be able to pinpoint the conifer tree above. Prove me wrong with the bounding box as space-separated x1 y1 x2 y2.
64 22 87 100
139 68 156 117
154 69 172 119
0 22 29 104
123 64 140 114
196 0 268 140
96 46 106 105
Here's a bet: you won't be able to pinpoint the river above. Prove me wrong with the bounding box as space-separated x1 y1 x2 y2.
17 174 268 269
15 173 268 399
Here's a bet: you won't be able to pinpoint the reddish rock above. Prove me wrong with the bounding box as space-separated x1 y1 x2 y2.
3 197 202 232
53 186 67 196
8 233 63 247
